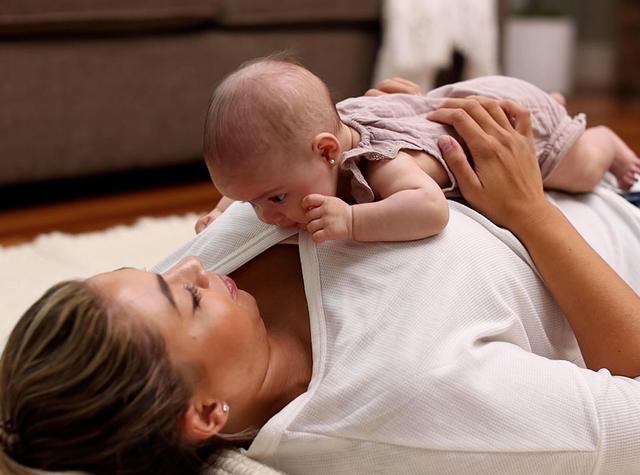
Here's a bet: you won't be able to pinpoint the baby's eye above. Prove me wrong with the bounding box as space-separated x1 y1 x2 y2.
269 194 286 203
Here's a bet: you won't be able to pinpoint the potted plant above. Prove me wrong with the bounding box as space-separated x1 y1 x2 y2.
504 0 576 94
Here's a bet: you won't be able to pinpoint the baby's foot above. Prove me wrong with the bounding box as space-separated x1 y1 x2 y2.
608 129 640 191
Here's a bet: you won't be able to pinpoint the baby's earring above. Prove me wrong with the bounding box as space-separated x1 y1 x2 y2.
329 158 336 166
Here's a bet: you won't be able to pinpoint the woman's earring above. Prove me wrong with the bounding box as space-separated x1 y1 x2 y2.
222 402 230 414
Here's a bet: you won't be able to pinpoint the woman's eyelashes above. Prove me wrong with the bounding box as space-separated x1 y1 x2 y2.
183 282 202 310
268 194 286 203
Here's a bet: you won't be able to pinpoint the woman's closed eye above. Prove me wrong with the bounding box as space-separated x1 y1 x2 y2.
268 194 286 203
184 283 202 310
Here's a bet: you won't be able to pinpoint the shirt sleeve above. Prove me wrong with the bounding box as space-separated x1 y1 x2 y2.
433 339 640 474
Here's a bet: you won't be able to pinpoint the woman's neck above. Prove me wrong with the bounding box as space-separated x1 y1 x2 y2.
229 244 312 430
257 330 312 424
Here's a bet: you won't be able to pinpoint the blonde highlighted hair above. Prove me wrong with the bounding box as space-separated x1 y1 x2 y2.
0 280 221 474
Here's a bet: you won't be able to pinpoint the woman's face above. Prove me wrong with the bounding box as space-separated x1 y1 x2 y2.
87 257 270 408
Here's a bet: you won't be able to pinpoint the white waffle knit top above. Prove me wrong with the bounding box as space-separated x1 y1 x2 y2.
154 187 640 474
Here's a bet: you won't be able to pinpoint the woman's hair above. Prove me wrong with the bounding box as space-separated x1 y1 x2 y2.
0 280 221 474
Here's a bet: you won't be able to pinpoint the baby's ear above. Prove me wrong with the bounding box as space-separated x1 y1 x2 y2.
311 132 340 163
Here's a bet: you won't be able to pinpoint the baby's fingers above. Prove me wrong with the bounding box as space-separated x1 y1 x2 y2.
305 217 324 235
311 229 329 243
301 194 326 211
195 215 212 234
305 206 324 221
194 210 221 234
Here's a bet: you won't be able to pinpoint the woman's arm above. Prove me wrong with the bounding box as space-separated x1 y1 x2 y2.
428 96 640 377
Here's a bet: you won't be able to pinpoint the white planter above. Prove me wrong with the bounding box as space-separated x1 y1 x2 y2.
504 17 576 94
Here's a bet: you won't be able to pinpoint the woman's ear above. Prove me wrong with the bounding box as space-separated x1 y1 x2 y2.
311 133 340 165
181 399 229 441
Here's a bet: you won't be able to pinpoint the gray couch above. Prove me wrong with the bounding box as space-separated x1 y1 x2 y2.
0 0 380 186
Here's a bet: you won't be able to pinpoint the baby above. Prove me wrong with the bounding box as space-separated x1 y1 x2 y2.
199 57 640 242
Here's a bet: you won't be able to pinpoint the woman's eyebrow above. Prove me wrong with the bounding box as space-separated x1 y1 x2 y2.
155 274 177 309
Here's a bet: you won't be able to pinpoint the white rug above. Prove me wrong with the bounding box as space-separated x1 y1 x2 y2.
1 214 200 350
0 213 282 474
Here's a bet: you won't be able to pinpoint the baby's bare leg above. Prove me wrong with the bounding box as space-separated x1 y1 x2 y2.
544 126 640 192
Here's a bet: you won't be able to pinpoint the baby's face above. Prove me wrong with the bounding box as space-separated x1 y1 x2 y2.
214 154 336 228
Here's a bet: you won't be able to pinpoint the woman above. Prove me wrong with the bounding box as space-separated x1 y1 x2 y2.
2 86 640 474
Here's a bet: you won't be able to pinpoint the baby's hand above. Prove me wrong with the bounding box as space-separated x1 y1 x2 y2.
194 208 223 234
302 194 353 243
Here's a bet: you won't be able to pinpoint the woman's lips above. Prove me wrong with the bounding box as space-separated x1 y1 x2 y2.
218 275 238 299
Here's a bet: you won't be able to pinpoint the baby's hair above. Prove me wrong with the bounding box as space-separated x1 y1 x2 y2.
203 53 341 182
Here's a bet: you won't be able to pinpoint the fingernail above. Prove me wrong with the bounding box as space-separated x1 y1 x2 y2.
438 136 453 152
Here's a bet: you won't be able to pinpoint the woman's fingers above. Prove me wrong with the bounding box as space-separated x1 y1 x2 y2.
364 88 386 97
437 136 481 194
366 77 423 97
374 77 422 95
464 96 514 131
390 77 422 93
428 97 508 140
427 105 489 152
430 96 545 228
499 99 533 138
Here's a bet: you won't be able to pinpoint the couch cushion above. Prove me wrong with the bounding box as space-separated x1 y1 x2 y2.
0 28 379 184
217 0 380 26
0 0 223 35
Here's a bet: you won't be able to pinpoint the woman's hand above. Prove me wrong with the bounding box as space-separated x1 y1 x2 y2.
429 96 640 378
427 96 551 233
365 77 422 97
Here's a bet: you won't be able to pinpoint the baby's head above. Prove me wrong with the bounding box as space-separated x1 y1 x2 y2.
203 55 344 227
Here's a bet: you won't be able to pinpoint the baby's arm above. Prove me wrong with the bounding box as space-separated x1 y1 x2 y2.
304 151 448 242
353 151 449 241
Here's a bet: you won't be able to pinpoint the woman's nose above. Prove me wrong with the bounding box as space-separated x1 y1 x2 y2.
164 256 210 288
